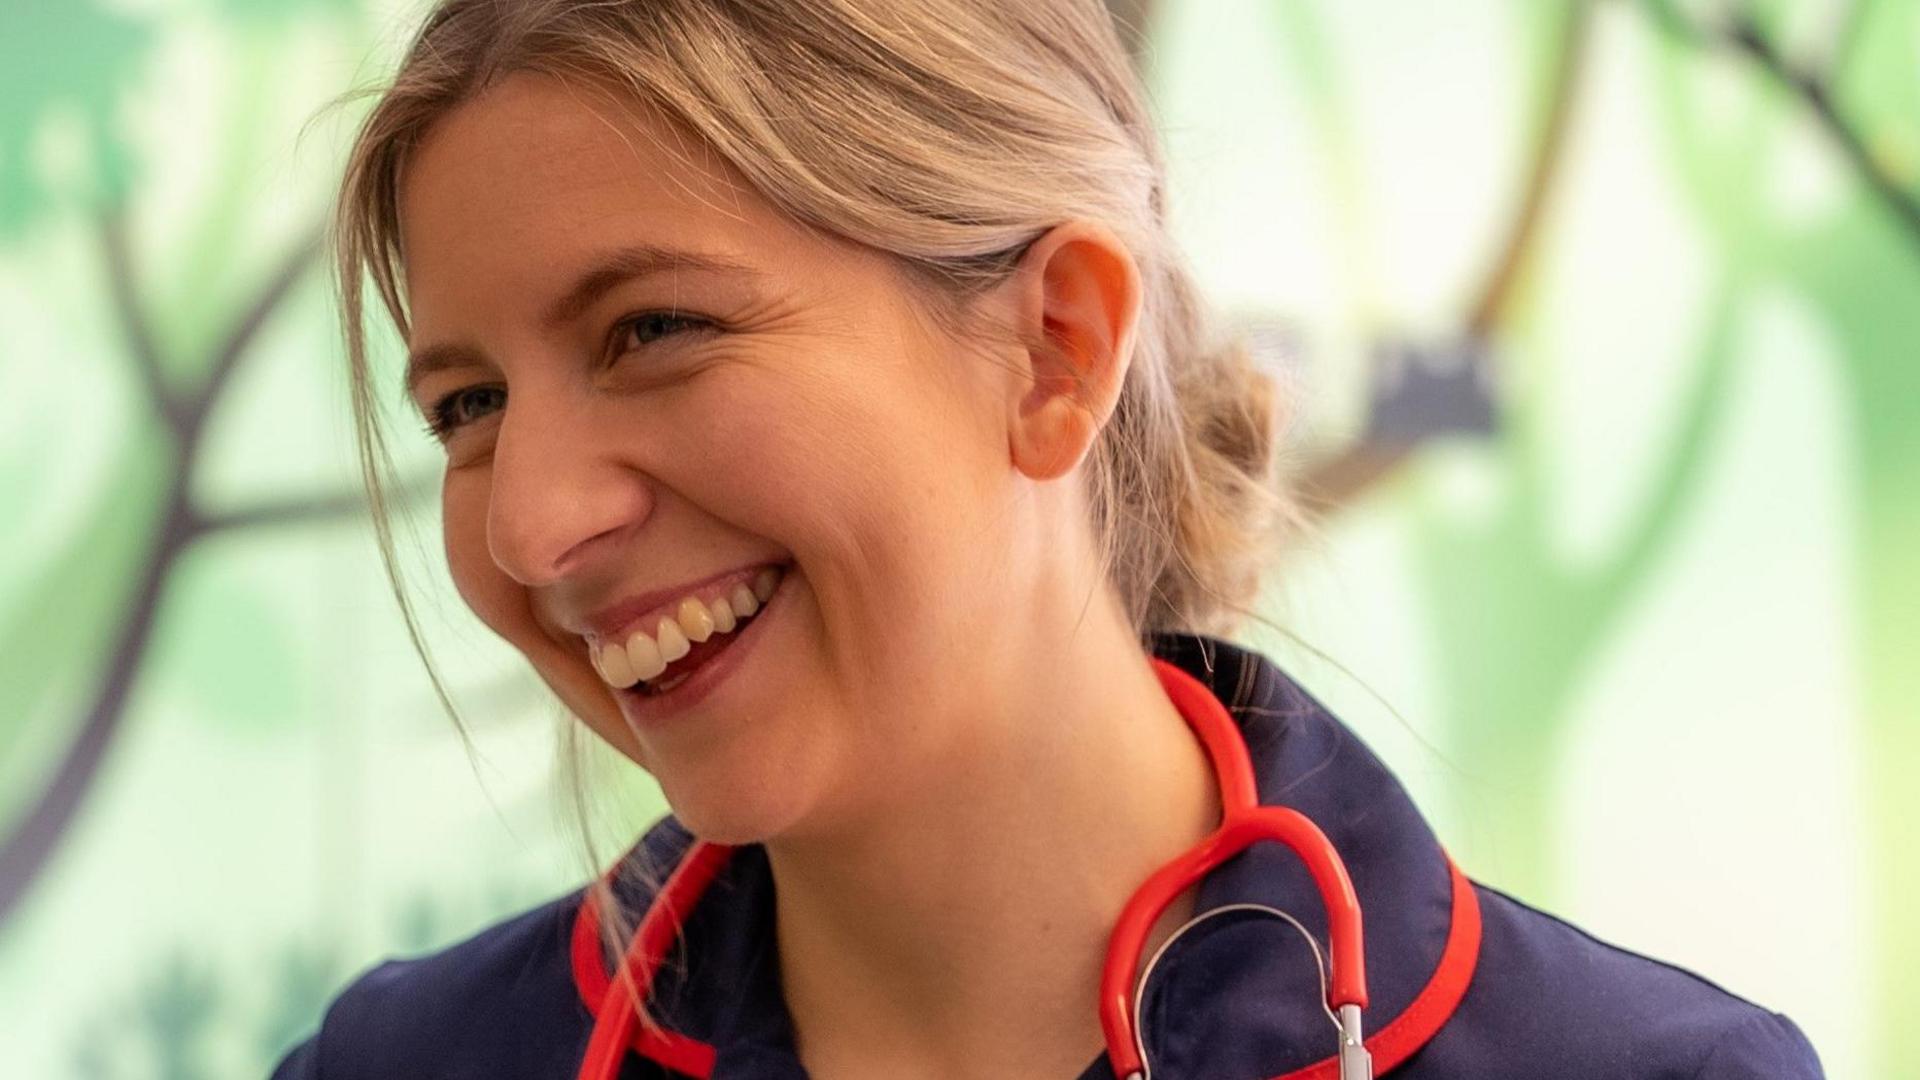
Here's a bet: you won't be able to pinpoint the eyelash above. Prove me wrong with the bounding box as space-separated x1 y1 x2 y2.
422 311 712 440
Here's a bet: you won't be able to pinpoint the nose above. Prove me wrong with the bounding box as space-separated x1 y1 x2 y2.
484 386 653 587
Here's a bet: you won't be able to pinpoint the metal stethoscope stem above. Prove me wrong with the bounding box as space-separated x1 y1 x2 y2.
576 657 1373 1080
1099 658 1370 1080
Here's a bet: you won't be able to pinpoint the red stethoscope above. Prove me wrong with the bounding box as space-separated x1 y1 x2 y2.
577 657 1373 1080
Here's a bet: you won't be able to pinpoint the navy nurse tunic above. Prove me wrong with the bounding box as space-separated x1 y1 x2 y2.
272 632 1825 1078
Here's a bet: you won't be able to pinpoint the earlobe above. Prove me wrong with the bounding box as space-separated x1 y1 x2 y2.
1013 391 1100 481
1003 221 1143 483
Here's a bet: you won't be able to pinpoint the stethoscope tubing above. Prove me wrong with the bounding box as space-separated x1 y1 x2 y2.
1098 660 1368 1080
578 841 733 1080
576 658 1371 1080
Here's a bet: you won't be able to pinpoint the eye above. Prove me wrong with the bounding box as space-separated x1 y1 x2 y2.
611 310 710 357
420 311 712 442
423 385 506 440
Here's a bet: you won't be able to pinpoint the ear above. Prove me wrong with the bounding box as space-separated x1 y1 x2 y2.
1000 220 1143 481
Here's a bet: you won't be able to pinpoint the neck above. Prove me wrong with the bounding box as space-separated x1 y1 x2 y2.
767 599 1221 1080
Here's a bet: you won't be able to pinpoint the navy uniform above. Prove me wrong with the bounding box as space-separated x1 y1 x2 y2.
272 633 1824 1078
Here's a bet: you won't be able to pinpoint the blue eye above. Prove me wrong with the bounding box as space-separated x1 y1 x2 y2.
424 385 506 439
614 311 708 354
421 311 711 441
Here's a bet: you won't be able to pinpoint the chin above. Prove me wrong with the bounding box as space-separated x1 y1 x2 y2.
649 750 824 847
659 790 807 848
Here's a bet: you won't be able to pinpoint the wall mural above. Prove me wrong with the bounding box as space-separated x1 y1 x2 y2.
2 1 1912 1075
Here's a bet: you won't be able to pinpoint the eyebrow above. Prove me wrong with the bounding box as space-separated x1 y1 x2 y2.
402 243 765 400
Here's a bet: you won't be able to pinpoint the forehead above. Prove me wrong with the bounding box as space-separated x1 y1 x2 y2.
397 71 812 326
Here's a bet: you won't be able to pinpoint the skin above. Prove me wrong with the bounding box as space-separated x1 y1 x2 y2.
399 71 1218 1079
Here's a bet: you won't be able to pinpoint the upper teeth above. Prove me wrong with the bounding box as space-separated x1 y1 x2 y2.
589 566 782 689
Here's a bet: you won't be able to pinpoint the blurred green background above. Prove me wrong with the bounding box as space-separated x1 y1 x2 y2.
3 0 1914 1075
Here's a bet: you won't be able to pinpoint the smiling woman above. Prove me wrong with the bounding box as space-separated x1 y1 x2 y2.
274 1 1823 1078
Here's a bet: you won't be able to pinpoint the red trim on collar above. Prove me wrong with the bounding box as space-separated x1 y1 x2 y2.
1273 857 1482 1080
570 850 1481 1079
572 842 732 1079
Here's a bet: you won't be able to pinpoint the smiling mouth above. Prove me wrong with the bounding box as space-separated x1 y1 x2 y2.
586 565 785 697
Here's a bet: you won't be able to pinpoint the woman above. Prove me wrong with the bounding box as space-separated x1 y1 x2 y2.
275 0 1824 1076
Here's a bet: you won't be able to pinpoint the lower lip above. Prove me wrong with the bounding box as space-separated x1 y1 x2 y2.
613 567 790 731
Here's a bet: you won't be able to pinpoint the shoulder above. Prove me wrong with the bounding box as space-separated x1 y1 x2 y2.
270 886 592 1079
1427 881 1824 1078
270 820 701 1078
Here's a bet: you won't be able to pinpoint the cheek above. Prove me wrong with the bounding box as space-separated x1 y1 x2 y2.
703 354 1004 646
710 367 933 548
441 475 527 642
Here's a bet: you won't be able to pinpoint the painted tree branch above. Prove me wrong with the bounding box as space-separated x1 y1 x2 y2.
1575 279 1742 656
1639 0 1920 261
1298 0 1594 510
0 216 332 925
1466 2 1593 338
0 488 191 924
188 231 325 436
195 473 437 537
100 208 187 437
196 490 368 535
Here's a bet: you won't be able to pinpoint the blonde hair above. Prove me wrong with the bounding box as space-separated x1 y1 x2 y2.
330 0 1300 1031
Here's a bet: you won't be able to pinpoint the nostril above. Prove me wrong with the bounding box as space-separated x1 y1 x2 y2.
488 508 646 588
548 523 633 580
484 436 657 585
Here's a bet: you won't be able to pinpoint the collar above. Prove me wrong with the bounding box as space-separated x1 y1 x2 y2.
572 632 1479 1078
